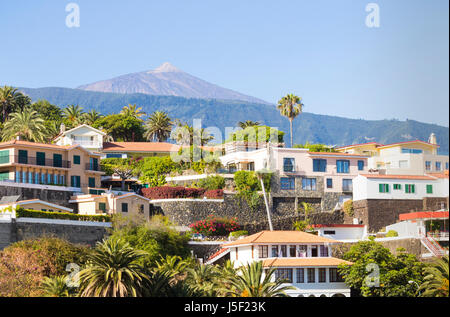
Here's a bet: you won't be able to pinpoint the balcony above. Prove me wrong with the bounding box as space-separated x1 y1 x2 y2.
72 140 102 148
1 155 71 168
85 163 100 172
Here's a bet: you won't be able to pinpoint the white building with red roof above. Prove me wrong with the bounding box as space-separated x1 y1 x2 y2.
220 230 352 297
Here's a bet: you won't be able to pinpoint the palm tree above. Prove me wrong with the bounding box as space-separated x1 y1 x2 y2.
76 239 149 297
221 261 295 297
63 105 84 128
172 123 214 146
83 110 102 126
121 104 146 119
277 94 304 147
154 255 190 284
238 120 261 129
419 256 449 297
1 109 47 143
0 86 29 121
40 275 72 297
144 111 172 142
185 264 219 297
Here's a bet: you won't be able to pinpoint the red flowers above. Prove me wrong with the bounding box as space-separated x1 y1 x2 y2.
190 215 241 236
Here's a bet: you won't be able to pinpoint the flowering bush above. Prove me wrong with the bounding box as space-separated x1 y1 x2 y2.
189 215 241 236
141 186 207 199
204 189 224 199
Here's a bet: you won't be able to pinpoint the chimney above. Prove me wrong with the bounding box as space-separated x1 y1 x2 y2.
428 133 437 145
60 123 66 134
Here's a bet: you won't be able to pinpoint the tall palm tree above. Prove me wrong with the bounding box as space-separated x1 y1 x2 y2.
144 111 172 142
419 256 449 297
1 109 46 143
172 123 214 146
238 120 261 129
83 110 102 126
221 261 295 297
121 104 146 119
63 105 84 128
277 94 304 147
76 239 149 297
0 86 29 121
185 264 219 297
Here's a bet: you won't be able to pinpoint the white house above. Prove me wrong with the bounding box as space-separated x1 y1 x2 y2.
221 230 352 297
312 224 368 242
352 173 449 201
54 124 106 153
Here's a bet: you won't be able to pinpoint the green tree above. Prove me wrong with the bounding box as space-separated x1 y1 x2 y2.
63 105 84 128
238 120 261 129
95 114 144 142
40 275 72 297
171 122 214 146
228 125 284 144
144 111 173 142
221 261 295 297
185 264 219 297
277 94 304 147
1 108 47 143
338 240 424 297
294 142 336 153
77 238 149 297
0 86 31 121
120 104 146 119
83 109 103 126
419 256 449 297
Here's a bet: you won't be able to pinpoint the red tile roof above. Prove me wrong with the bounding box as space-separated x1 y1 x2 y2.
360 174 436 180
426 171 449 179
311 224 365 228
308 152 368 157
102 142 181 153
206 248 230 263
399 211 449 221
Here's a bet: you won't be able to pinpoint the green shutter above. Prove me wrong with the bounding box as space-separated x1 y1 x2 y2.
412 184 415 194
36 152 46 166
379 184 383 193
18 150 28 164
385 184 389 193
99 203 106 212
73 155 80 165
53 154 62 167
89 177 96 188
0 150 10 164
426 185 433 194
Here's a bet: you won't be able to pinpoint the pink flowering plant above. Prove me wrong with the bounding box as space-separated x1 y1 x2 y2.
189 215 241 236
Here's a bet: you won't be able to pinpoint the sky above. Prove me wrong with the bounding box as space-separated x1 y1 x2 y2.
0 0 448 126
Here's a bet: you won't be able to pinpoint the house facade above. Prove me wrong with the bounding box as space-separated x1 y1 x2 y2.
0 140 104 194
222 230 352 297
54 124 106 153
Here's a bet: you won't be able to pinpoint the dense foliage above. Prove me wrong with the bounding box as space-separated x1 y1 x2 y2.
196 175 225 190
189 215 241 237
141 186 206 199
16 207 112 222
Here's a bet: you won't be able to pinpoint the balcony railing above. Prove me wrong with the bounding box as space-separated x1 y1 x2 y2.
427 232 449 239
1 155 71 168
72 140 101 148
85 163 100 171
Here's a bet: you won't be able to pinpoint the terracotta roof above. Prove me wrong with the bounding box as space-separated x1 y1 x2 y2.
0 140 101 156
263 257 353 267
222 231 340 247
102 142 181 153
426 171 449 179
308 152 368 157
377 140 439 149
206 248 230 263
360 174 435 180
399 211 449 221
336 142 382 149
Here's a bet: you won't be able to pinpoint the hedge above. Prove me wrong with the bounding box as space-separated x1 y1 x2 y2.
15 208 111 222
204 189 224 199
141 186 209 199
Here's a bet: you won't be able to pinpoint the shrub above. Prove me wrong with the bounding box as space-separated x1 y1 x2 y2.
204 189 224 199
386 230 399 237
15 207 111 222
141 186 206 199
189 216 241 236
196 175 225 190
229 230 248 238
343 200 354 217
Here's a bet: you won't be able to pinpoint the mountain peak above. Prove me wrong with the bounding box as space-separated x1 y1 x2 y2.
150 62 182 73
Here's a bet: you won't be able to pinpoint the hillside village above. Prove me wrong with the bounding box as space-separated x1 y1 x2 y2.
0 93 448 297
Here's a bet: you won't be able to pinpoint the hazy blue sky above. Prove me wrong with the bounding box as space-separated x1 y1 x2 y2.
0 0 448 126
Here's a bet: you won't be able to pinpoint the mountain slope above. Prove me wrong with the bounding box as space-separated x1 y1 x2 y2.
19 87 450 154
77 62 268 104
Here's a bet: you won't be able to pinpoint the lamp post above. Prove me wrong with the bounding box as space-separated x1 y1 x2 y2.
408 280 421 296
256 169 273 231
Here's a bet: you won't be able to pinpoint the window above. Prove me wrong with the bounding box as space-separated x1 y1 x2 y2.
398 160 409 169
436 162 442 171
283 158 295 172
425 161 431 171
296 268 305 283
311 245 318 257
271 246 278 257
247 162 255 171
319 245 329 257
379 184 389 193
358 160 365 171
275 269 293 283
326 178 333 189
121 203 128 213
36 152 45 166
88 177 96 188
307 268 316 283
73 155 81 165
446 162 449 170
0 150 9 164
405 184 415 194
313 159 327 172
90 158 99 171
329 268 344 283
138 204 144 214
106 154 123 159
302 178 316 191
99 202 106 212
393 184 402 190
336 160 350 173
324 230 336 235
297 245 307 257
0 171 10 181
280 177 295 190
401 148 422 154
18 150 28 164
426 185 433 194
280 245 287 257
319 268 327 283
70 176 81 188
258 245 268 258
289 245 296 257
342 179 352 192
53 154 62 168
